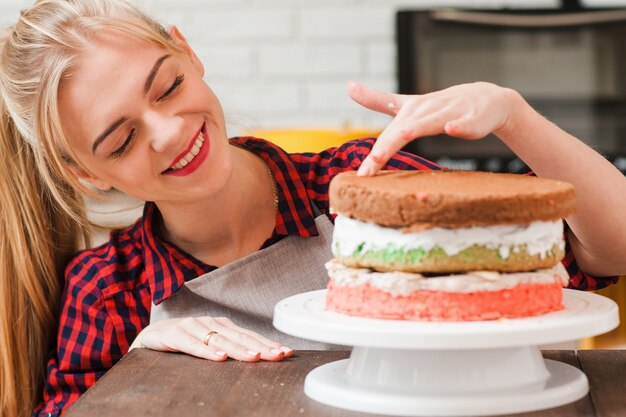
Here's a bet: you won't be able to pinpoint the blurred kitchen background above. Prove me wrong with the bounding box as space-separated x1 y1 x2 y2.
2 0 624 348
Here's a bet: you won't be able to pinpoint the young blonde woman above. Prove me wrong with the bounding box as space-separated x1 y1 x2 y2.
1 1 625 416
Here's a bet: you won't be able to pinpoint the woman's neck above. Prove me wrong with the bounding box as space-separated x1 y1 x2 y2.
156 145 277 266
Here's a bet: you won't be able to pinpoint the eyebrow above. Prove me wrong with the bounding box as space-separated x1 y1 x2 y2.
144 54 171 95
91 54 171 154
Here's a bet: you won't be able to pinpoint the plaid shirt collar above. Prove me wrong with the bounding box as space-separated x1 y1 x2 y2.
141 137 318 304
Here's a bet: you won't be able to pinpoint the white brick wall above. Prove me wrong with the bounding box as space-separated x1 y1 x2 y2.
1 0 564 136
143 0 405 134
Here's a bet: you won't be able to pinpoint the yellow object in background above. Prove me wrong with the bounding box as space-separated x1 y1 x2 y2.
580 277 626 349
244 128 382 153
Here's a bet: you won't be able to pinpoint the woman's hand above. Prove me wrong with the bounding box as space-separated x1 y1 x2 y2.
349 81 520 176
129 316 293 362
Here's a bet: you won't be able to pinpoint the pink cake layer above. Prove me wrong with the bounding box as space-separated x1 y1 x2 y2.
326 280 564 321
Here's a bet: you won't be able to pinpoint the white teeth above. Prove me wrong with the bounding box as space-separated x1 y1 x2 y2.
170 131 205 170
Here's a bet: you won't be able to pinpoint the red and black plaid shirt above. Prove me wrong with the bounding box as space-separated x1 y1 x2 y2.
34 137 617 416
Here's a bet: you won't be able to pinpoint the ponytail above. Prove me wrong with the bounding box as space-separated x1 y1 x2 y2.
0 1 184 415
0 92 85 417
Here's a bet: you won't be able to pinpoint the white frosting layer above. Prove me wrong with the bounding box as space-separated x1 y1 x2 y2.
326 259 569 295
332 215 564 260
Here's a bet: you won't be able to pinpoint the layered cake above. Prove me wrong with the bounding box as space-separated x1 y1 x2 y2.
325 170 576 321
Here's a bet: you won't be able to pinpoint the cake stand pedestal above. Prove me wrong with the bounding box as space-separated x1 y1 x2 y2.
273 289 619 416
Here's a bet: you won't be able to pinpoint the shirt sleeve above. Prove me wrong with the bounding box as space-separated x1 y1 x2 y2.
34 250 149 416
33 355 105 417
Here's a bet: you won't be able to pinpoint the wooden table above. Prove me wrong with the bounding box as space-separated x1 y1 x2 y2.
65 349 626 417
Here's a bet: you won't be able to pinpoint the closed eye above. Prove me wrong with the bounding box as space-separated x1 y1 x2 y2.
109 129 135 159
158 74 184 102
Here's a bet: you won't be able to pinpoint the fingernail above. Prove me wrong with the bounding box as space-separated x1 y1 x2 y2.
246 350 260 357
270 348 284 355
215 351 226 357
279 346 293 354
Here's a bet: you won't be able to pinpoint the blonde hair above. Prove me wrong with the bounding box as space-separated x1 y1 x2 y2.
0 1 180 416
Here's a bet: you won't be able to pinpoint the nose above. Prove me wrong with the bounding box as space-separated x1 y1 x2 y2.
142 110 185 153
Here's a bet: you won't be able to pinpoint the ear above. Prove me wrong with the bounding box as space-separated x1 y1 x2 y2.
69 165 113 191
168 25 204 77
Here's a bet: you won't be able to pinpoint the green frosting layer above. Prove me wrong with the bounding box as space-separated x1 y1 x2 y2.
333 241 563 272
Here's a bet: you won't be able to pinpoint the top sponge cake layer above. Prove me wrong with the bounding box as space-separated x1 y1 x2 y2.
329 170 576 229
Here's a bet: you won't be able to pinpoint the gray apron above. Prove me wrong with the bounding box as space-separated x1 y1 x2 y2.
150 209 340 350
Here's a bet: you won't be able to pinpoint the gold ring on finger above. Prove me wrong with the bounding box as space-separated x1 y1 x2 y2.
203 331 218 346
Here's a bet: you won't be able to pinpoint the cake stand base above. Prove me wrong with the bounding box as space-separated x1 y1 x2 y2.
304 351 588 416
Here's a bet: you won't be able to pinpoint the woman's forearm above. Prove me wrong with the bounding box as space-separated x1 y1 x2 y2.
496 89 626 276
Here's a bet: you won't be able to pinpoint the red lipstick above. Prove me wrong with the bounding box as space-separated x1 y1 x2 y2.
163 124 210 177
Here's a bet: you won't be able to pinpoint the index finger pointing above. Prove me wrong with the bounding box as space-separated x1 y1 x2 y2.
348 81 405 116
357 118 406 176
357 112 447 176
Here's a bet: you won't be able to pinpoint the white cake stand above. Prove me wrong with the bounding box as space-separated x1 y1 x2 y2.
273 289 619 416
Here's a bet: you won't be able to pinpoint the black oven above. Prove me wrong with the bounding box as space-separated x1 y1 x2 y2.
397 0 626 174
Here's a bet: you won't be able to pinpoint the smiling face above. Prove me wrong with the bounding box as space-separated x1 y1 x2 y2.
58 28 232 204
